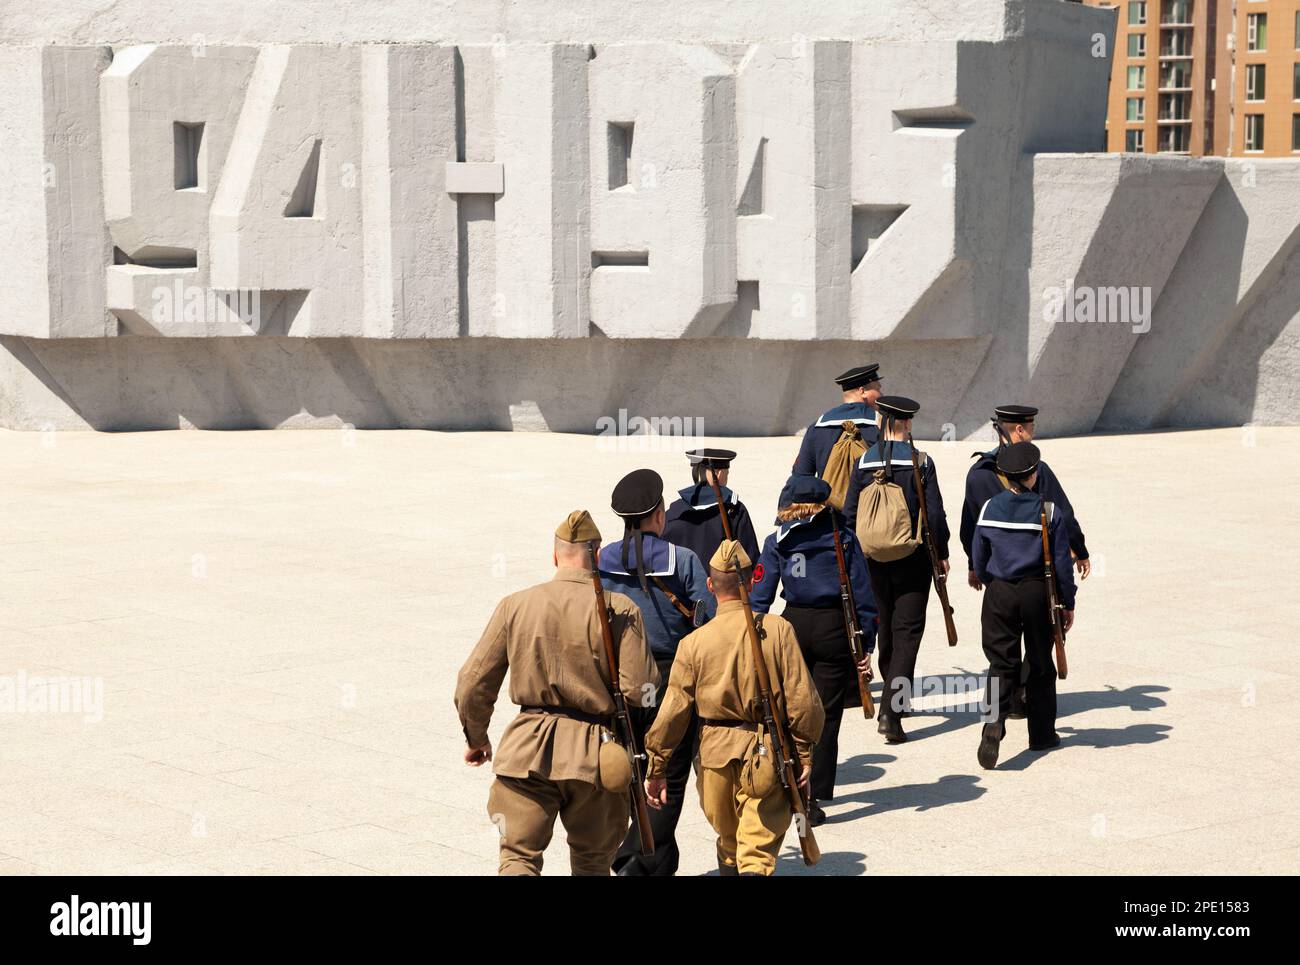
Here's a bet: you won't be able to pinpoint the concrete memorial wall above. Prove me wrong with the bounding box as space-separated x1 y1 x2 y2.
1 0 1297 434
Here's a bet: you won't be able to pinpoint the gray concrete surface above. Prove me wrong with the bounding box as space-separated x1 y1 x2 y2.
0 426 1295 874
6 1 1297 434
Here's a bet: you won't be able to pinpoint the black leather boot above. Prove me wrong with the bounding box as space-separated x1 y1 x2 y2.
881 715 907 744
977 721 1005 770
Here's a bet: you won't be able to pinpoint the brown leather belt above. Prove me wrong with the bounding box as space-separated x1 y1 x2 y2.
699 718 759 732
520 705 608 726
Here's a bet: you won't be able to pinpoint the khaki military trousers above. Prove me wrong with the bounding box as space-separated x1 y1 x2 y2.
698 759 792 876
487 774 627 876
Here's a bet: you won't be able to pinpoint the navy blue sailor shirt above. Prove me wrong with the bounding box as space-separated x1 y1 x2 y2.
747 510 879 652
792 402 879 476
971 491 1077 610
841 439 951 560
662 483 760 576
599 533 716 659
960 449 1089 570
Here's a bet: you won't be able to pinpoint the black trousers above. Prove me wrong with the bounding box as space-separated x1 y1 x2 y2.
612 655 698 876
867 548 932 721
783 605 856 802
981 577 1057 745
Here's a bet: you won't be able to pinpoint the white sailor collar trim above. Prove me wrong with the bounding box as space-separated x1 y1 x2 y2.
776 514 821 543
680 486 738 510
975 498 1054 530
815 411 880 428
858 447 926 470
601 539 677 577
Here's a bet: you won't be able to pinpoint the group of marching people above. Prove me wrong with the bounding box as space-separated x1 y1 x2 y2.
455 362 1088 875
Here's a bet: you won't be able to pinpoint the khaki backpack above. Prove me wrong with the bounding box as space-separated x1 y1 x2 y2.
855 443 924 562
820 420 869 512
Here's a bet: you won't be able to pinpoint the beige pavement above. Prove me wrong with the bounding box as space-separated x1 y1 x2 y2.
0 426 1297 875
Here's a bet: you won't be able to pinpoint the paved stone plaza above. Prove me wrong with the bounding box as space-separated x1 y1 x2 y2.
0 426 1297 875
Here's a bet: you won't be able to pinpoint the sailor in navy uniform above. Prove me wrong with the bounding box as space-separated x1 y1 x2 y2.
792 363 882 476
842 396 950 745
748 473 878 826
971 442 1076 769
600 468 716 875
662 449 760 569
960 405 1090 592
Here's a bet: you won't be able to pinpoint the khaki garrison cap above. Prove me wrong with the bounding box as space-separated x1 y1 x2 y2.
709 539 752 571
556 510 602 543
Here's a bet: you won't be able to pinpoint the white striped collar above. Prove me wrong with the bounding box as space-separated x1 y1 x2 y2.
976 497 1053 530
858 443 926 470
814 403 879 429
857 457 917 469
678 484 737 511
776 513 822 543
600 537 677 577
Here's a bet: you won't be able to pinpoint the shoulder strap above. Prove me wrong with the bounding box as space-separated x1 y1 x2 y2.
908 448 927 540
995 470 1014 492
716 495 733 533
650 575 695 621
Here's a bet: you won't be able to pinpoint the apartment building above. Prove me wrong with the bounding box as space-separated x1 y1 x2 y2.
1086 0 1300 155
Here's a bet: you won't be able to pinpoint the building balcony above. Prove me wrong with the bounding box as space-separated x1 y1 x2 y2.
1157 116 1193 124
1159 52 1194 60
1158 85 1193 93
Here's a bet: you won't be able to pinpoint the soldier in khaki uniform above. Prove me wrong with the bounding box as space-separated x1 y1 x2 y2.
643 540 824 876
454 510 659 876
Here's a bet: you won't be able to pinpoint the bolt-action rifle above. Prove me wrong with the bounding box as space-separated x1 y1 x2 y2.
907 434 958 647
587 542 655 854
709 471 818 863
829 511 875 719
1038 502 1069 680
729 550 820 866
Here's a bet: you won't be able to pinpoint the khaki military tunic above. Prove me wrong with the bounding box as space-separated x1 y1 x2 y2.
455 567 659 875
645 600 824 874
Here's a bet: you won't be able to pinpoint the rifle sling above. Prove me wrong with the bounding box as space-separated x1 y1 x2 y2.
650 575 695 621
909 446 931 542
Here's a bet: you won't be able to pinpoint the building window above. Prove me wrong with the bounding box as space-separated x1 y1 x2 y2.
1125 129 1145 153
1247 63 1266 102
1159 92 1189 121
1293 114 1300 151
1162 30 1190 57
1164 31 1190 57
1248 13 1268 51
1294 62 1299 100
1127 97 1146 122
1128 33 1146 58
1128 65 1146 90
1160 62 1189 89
1163 0 1190 25
1158 126 1191 153
1245 114 1265 152
1129 1 1147 27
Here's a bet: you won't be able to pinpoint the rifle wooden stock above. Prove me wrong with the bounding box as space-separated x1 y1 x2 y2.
908 434 958 647
706 476 735 542
1038 504 1069 681
732 558 820 866
829 514 875 720
587 543 655 855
